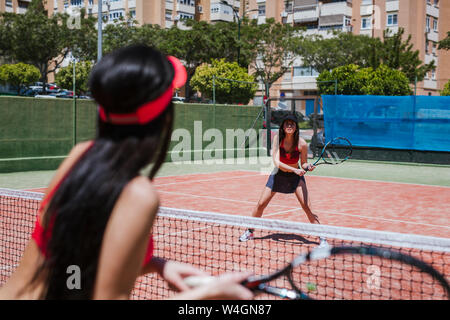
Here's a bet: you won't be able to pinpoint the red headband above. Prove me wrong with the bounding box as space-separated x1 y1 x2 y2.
98 55 187 125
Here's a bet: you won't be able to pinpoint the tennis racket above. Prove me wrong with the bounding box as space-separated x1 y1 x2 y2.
307 137 352 170
184 245 450 300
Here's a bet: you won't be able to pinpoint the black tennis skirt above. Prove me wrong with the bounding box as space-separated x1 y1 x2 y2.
266 169 305 194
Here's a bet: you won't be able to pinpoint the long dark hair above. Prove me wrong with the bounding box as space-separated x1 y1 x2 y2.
278 118 299 149
29 45 175 299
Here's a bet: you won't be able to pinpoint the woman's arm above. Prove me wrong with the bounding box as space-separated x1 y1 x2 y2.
93 177 159 299
299 138 315 172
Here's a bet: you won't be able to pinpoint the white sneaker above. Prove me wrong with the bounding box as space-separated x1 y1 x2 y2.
239 229 254 242
318 237 329 248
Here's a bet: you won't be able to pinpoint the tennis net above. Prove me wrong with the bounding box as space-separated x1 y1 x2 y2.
0 188 449 300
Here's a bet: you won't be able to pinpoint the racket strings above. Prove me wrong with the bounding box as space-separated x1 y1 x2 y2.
289 252 448 300
322 138 352 164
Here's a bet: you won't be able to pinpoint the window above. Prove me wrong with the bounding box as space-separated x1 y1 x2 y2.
165 10 172 20
179 13 194 20
426 16 430 28
258 5 265 16
431 69 436 80
293 66 319 77
361 17 371 29
70 0 83 6
284 0 293 13
434 0 439 6
425 40 429 54
433 18 438 31
387 14 398 26
178 0 194 6
432 43 437 55
5 0 12 7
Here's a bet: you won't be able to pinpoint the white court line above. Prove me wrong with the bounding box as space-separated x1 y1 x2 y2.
158 190 450 230
265 208 450 230
154 173 263 187
153 225 212 239
237 169 450 189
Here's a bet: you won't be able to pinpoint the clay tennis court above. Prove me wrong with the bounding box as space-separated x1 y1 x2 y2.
29 170 450 238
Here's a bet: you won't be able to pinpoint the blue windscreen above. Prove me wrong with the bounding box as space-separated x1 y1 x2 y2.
322 95 450 152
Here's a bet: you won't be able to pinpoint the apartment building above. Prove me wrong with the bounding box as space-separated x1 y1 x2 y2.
0 0 31 14
1 0 448 95
244 0 449 96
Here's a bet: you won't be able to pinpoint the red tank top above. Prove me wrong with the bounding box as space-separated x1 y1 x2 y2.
31 143 154 267
279 139 300 164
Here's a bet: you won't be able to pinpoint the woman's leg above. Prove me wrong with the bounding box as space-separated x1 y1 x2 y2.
294 179 320 224
240 187 276 242
251 187 276 218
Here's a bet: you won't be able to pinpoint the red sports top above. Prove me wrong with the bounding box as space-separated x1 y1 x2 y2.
31 144 154 267
279 139 300 165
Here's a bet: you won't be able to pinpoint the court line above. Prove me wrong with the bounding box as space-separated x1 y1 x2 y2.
265 208 450 230
154 173 263 187
237 169 450 189
158 190 450 230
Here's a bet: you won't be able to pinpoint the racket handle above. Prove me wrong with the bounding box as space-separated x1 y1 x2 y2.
183 276 216 288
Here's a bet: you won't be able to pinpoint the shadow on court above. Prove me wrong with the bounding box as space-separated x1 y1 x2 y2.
254 233 317 245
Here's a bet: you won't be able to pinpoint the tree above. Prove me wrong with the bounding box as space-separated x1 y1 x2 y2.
242 18 304 97
297 28 434 83
158 20 223 100
441 81 450 96
380 28 434 83
296 31 381 74
317 64 412 96
0 0 96 91
55 61 92 95
438 31 450 50
102 14 165 55
190 59 257 104
0 63 40 94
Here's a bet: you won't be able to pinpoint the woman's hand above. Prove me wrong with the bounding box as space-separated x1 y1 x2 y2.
293 168 306 176
170 272 254 300
305 164 316 172
160 260 210 292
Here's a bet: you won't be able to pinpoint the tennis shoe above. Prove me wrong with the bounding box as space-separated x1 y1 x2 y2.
318 237 329 248
239 229 254 242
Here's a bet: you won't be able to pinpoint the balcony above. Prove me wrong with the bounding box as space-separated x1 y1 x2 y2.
110 0 124 11
360 4 373 16
165 1 173 11
426 3 439 18
320 1 352 17
386 0 399 12
425 54 438 65
386 25 399 35
293 7 319 23
423 79 437 90
210 11 234 22
165 20 175 29
426 28 439 42
128 0 136 9
176 3 195 15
